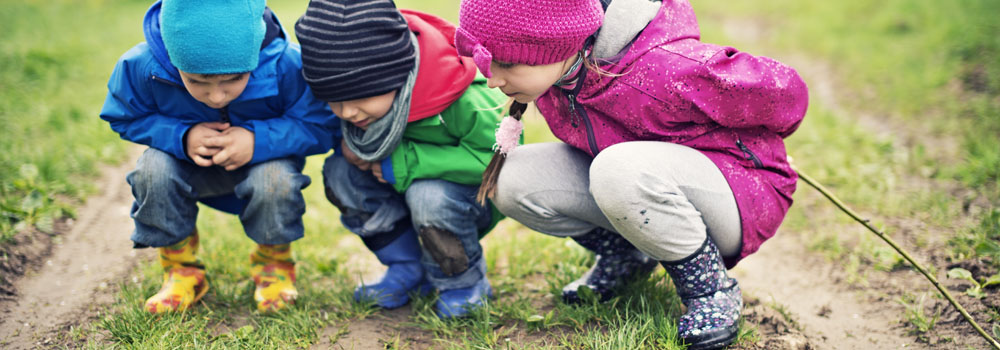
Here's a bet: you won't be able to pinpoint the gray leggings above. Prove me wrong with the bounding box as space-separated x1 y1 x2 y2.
493 142 742 261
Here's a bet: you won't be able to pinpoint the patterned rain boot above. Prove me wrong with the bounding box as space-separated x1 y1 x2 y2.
662 238 742 350
251 243 298 312
436 275 492 318
563 228 659 304
145 230 209 313
355 229 432 309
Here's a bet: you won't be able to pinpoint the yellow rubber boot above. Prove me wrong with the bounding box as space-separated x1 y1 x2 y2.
145 231 209 313
251 244 297 312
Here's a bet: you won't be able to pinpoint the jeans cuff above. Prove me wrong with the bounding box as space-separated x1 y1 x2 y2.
427 257 486 291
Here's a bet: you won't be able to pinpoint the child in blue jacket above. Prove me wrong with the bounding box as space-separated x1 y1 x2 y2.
99 0 339 313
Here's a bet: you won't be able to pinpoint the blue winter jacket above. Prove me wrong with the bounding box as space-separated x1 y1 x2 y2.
100 2 339 165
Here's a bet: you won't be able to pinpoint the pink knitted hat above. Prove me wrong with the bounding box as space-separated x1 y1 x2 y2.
455 0 603 77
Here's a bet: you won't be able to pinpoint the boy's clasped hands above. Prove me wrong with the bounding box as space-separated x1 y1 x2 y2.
339 139 389 183
185 122 255 170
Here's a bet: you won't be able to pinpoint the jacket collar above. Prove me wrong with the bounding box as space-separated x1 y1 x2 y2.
622 0 702 61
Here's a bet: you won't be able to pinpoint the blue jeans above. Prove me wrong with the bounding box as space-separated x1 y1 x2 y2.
127 148 311 247
323 154 492 290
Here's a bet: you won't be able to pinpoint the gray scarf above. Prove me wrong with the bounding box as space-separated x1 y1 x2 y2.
342 33 420 162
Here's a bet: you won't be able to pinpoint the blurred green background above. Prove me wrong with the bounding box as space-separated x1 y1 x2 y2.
1 0 997 348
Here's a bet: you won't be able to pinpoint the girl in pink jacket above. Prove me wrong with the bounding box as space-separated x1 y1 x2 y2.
456 0 808 348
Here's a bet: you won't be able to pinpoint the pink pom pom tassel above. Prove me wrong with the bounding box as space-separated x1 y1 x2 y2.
493 116 523 156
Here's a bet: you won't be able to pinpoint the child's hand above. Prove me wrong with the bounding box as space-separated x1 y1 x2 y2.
371 161 387 183
204 126 255 171
185 122 229 167
340 139 373 171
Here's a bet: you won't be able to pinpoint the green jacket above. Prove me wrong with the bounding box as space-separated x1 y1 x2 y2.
384 75 509 233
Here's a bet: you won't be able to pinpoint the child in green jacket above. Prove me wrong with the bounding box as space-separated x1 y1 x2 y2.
295 0 506 318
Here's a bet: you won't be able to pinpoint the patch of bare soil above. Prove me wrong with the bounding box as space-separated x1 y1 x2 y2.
726 194 997 350
929 258 998 348
1 225 58 299
310 247 437 350
734 230 930 350
313 305 436 350
733 296 815 350
0 148 147 349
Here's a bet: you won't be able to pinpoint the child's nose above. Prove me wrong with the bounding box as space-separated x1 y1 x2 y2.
208 89 227 104
486 76 504 89
339 105 358 119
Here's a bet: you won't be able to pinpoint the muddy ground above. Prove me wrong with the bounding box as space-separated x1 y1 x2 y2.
0 147 995 350
1 36 996 350
0 149 151 349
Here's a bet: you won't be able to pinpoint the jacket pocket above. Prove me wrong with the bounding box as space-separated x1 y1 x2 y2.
736 138 763 169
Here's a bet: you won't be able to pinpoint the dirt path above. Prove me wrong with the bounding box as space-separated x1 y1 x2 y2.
0 147 147 349
0 149 980 349
0 32 991 349
734 229 931 350
312 305 436 350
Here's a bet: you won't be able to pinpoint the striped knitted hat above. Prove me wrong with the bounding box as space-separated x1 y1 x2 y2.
455 0 603 78
295 0 415 102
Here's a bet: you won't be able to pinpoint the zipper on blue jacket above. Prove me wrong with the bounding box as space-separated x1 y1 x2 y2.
736 138 764 168
219 106 230 124
564 68 599 155
151 75 182 88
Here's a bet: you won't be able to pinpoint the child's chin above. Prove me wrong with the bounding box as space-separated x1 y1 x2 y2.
513 95 536 104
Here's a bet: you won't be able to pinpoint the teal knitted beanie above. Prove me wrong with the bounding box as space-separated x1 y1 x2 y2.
160 0 266 74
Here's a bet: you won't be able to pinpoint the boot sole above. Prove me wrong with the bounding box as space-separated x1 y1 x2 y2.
683 324 738 350
192 278 210 306
561 259 659 305
356 280 433 309
436 284 493 318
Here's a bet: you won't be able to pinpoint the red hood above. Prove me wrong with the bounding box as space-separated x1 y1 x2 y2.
402 10 478 122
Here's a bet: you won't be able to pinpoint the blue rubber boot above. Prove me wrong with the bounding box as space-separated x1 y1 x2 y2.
355 229 432 309
662 238 742 350
435 276 493 318
563 228 659 304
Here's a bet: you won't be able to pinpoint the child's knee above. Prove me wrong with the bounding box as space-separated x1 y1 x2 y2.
492 172 523 217
589 145 641 207
321 154 350 184
405 180 477 222
242 160 309 202
417 225 473 276
128 149 185 191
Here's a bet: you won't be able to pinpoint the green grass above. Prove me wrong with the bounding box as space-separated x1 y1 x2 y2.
897 292 942 342
3 0 998 348
85 154 698 348
693 0 1000 269
950 208 1000 266
0 0 146 242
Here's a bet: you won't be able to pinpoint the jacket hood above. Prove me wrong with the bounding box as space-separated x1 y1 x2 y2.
143 0 285 82
592 0 661 59
401 9 478 122
625 0 702 55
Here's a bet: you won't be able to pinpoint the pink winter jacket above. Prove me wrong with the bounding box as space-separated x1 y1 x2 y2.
534 0 809 267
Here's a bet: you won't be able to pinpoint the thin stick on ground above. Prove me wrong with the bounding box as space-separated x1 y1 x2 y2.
792 164 1000 350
